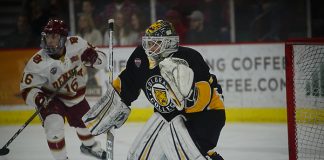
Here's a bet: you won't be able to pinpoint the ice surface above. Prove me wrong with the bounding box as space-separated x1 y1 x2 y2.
0 123 288 160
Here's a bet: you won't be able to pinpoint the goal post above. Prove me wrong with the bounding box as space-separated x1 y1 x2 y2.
285 39 324 160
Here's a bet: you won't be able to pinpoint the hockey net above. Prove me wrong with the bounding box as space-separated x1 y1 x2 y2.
286 40 324 160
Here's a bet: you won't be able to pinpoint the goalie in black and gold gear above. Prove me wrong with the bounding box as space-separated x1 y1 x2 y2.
95 20 225 159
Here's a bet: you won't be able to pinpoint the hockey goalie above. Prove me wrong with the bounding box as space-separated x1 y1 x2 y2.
83 20 226 160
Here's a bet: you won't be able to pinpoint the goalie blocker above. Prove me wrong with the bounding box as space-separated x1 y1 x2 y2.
82 82 130 135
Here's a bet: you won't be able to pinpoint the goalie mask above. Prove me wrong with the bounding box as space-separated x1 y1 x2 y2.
40 19 68 56
142 20 179 62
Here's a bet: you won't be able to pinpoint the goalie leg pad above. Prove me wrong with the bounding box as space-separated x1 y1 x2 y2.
159 115 206 160
206 150 224 160
127 112 167 160
82 83 131 135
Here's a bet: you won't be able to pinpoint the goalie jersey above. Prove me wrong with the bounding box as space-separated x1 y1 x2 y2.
113 46 225 121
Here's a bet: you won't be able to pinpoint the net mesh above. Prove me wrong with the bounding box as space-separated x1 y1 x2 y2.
293 45 324 160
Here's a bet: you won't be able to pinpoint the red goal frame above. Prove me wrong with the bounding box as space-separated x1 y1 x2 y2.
285 42 297 160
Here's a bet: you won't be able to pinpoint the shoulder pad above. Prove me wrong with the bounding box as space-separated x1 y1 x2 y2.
66 36 88 52
24 50 52 73
66 36 87 46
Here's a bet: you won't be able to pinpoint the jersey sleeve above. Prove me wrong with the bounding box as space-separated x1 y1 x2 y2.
188 49 211 82
67 36 107 69
20 54 48 107
180 48 225 113
112 47 143 106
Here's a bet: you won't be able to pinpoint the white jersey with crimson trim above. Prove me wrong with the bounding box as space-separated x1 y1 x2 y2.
20 36 107 107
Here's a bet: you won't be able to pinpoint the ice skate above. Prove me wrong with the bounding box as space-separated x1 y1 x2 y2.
80 141 106 159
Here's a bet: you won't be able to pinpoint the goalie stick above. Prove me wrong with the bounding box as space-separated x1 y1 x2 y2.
0 67 79 156
106 18 115 160
82 19 121 160
82 19 115 160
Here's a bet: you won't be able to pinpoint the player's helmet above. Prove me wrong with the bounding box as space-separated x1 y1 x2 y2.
142 20 179 61
40 19 68 55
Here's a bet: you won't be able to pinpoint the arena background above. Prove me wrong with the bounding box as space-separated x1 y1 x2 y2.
1 1 324 159
0 43 287 125
0 0 323 125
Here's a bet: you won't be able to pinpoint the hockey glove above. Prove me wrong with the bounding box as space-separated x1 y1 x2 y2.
159 57 194 110
35 92 49 109
81 47 98 67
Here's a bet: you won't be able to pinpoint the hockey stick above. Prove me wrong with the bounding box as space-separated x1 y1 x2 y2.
106 19 114 160
0 67 79 156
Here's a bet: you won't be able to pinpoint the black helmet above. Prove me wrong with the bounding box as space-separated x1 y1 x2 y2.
144 20 177 37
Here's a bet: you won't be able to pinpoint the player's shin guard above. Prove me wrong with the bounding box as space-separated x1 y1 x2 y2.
44 114 67 160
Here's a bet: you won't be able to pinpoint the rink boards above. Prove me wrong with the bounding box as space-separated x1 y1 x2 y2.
0 43 287 125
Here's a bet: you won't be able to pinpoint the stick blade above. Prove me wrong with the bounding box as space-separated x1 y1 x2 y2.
0 147 9 156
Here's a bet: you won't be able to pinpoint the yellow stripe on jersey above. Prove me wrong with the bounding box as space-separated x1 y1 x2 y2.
208 89 225 110
112 77 122 94
185 81 211 113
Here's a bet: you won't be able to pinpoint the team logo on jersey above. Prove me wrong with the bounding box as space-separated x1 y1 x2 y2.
153 87 168 106
145 75 176 113
134 58 141 68
33 54 42 64
50 67 57 75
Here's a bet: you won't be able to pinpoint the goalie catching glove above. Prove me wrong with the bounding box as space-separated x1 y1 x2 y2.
159 57 194 110
82 83 131 135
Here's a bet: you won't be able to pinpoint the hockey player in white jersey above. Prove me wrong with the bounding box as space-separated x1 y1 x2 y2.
20 19 107 160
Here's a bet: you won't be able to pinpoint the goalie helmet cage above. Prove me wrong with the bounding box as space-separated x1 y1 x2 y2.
285 39 324 160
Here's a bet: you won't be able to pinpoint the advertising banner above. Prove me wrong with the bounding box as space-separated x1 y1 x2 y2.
192 44 286 107
0 44 285 108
